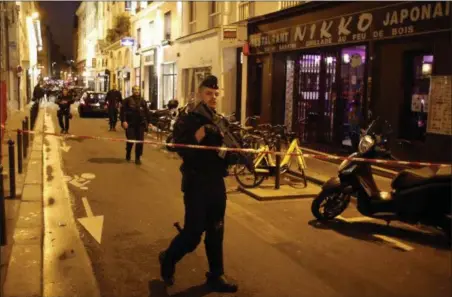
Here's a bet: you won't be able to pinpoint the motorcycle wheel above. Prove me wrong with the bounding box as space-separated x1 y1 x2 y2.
311 188 350 221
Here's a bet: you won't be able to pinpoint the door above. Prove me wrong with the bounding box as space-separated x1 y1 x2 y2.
295 51 337 143
148 65 158 109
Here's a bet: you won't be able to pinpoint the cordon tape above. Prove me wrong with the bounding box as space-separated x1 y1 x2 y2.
1 125 451 168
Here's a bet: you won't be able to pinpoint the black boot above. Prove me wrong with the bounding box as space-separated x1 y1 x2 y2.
135 158 142 165
159 251 175 286
126 151 131 162
206 273 238 293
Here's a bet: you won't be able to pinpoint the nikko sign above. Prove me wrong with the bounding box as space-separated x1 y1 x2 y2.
249 1 451 54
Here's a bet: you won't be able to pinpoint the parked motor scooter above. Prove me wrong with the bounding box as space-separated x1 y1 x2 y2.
311 119 452 241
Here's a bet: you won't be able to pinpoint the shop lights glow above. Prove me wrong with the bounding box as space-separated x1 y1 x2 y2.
422 63 432 75
343 53 350 64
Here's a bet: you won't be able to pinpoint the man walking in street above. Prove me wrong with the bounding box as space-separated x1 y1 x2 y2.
120 85 150 165
33 83 44 103
105 84 122 131
159 75 238 293
55 87 74 134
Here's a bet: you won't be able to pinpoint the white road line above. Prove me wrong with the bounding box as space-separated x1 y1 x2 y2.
373 234 414 252
82 197 94 217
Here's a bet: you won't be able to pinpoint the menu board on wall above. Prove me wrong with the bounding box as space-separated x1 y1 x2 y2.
427 76 452 135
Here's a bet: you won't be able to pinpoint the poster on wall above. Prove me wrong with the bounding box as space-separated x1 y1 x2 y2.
427 76 452 135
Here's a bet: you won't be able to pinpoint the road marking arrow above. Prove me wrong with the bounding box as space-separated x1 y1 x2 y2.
60 141 71 153
77 197 104 244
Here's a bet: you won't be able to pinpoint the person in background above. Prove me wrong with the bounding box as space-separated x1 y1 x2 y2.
105 83 123 131
120 86 150 165
348 95 362 151
55 87 74 134
33 83 44 103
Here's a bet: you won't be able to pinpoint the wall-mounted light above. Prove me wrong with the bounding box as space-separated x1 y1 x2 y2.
32 12 39 19
422 63 432 76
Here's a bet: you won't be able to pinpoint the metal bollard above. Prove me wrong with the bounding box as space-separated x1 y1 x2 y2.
24 116 30 146
22 119 28 158
8 140 16 198
275 135 281 190
17 129 23 174
0 165 6 245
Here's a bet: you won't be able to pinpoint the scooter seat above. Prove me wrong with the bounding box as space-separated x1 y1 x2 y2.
391 167 452 190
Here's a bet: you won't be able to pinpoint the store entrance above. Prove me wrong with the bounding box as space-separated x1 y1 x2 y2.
290 45 367 149
294 51 337 144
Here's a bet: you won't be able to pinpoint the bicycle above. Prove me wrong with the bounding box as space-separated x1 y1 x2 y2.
234 130 308 189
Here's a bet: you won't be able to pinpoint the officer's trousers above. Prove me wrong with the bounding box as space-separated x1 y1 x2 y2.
57 110 70 132
164 177 226 277
108 108 118 129
125 125 145 158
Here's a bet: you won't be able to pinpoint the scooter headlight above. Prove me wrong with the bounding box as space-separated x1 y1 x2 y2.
358 135 375 153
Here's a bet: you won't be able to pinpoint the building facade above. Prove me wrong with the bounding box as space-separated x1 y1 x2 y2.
246 1 451 162
0 1 42 113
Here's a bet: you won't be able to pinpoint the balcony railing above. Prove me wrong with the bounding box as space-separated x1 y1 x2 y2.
189 20 197 34
280 1 305 10
209 11 221 28
238 1 254 21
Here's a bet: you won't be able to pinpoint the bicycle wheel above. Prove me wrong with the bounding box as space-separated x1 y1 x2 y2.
234 155 265 188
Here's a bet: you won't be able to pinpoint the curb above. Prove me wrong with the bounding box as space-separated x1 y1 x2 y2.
3 109 44 297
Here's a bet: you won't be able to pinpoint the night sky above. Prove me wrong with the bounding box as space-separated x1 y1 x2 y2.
39 1 80 59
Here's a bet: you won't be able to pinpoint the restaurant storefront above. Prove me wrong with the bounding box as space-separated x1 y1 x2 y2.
247 1 451 162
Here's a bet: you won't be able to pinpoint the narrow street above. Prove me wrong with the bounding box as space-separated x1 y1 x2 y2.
43 102 450 297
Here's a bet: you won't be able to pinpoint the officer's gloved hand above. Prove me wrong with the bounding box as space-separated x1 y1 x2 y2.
204 124 221 136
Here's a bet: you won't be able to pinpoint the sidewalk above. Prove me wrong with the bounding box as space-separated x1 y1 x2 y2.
1 103 44 297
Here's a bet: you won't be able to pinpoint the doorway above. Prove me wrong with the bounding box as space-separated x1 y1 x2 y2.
294 51 337 143
338 45 367 148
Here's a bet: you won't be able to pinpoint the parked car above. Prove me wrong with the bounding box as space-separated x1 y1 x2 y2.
78 91 108 117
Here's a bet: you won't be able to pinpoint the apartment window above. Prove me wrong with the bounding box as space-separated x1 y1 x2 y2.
125 1 132 11
209 1 221 28
137 28 141 49
164 11 171 40
149 21 155 45
162 63 177 106
188 2 196 34
238 1 254 21
135 67 141 87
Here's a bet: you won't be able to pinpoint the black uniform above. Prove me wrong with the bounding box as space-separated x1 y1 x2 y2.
159 76 237 293
105 89 122 130
120 94 150 162
55 94 74 133
33 85 44 103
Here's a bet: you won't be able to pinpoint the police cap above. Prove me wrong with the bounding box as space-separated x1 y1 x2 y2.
199 75 219 90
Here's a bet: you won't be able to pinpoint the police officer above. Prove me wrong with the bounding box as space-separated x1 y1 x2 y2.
120 86 150 165
105 83 123 131
55 87 74 134
159 75 238 293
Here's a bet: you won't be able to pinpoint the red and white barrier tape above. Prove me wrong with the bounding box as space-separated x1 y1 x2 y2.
2 125 451 168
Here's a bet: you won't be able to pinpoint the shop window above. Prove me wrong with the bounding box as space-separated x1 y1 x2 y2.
164 11 171 40
183 67 211 101
135 67 140 87
162 63 177 106
401 54 433 142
